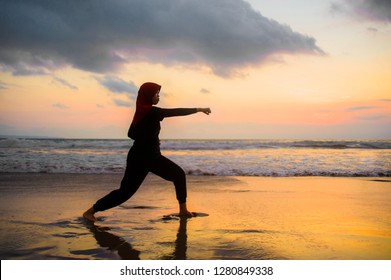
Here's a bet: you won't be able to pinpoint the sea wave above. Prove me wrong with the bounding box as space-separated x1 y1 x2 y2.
1 138 391 150
161 139 391 150
185 169 391 177
0 138 132 150
1 138 390 177
1 166 389 177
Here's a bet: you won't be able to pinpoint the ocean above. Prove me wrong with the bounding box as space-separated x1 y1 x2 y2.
0 138 390 177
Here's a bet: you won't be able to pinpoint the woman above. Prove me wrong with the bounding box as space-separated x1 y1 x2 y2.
83 82 211 222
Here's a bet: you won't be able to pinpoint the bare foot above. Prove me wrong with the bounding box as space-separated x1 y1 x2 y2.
179 203 194 218
179 210 194 217
83 207 97 223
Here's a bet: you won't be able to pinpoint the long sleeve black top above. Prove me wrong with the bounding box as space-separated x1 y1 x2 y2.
128 107 197 154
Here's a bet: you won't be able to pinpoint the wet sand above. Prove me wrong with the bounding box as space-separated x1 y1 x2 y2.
0 173 390 260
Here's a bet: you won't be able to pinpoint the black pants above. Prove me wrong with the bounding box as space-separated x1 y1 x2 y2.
93 147 187 212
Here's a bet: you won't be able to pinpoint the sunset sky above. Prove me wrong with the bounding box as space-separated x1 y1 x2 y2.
1 0 390 139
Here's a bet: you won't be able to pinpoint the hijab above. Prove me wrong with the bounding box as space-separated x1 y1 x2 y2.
131 82 161 126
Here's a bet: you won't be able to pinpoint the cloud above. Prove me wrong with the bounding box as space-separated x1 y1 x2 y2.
0 81 7 90
113 99 132 107
200 88 210 94
52 103 69 109
96 76 138 95
346 105 380 112
0 0 323 77
52 77 78 90
367 27 378 34
356 114 388 121
96 75 138 107
1 62 49 76
330 0 391 23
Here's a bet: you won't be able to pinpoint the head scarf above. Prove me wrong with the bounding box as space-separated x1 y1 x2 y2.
131 82 161 126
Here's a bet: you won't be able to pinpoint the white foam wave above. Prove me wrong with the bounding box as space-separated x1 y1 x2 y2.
1 138 390 177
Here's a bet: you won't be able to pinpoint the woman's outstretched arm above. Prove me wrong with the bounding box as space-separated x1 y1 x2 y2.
159 108 211 118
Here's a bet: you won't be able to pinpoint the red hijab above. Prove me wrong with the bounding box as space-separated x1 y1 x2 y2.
131 82 161 126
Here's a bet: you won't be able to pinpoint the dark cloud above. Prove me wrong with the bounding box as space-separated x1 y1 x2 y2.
0 0 323 77
331 0 391 22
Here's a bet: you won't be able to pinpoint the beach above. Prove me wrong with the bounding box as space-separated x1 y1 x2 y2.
1 172 390 260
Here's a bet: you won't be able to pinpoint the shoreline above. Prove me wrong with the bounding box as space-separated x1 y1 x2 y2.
1 173 390 260
1 171 391 178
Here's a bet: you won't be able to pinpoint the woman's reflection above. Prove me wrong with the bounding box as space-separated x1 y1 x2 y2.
163 217 188 260
87 216 189 260
89 225 140 260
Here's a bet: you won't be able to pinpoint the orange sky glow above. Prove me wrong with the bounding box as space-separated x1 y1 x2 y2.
1 0 390 139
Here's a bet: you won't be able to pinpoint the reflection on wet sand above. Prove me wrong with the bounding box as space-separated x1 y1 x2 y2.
88 224 140 260
162 217 188 260
88 217 189 260
2 174 390 260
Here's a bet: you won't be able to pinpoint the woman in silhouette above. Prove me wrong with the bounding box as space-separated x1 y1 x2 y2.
83 82 211 222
